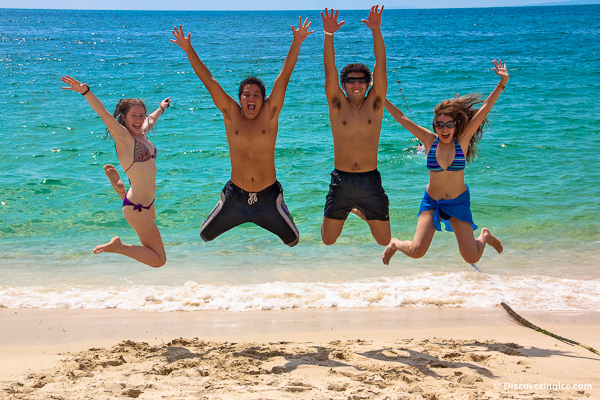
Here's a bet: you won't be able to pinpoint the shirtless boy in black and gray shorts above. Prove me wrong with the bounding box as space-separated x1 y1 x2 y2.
320 6 391 246
171 18 314 246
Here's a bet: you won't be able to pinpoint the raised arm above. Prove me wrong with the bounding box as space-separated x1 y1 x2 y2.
143 97 172 134
321 8 346 100
268 16 314 117
385 99 436 147
362 5 387 98
461 59 509 144
60 75 129 141
171 25 236 114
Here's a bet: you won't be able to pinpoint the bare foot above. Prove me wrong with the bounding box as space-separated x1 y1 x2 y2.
382 238 400 265
351 208 367 222
103 164 126 200
93 236 123 254
482 228 503 254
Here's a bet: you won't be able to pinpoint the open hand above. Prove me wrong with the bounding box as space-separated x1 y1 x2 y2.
361 5 384 30
60 75 88 94
321 8 346 34
170 25 192 52
493 59 509 81
292 16 315 43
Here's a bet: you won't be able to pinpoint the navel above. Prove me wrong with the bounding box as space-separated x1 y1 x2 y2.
262 130 266 134
368 119 372 125
343 121 347 126
235 130 239 135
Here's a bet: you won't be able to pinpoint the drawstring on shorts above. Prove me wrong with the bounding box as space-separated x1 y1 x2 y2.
248 192 258 205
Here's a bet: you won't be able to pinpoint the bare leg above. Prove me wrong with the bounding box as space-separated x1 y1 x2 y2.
103 164 126 200
321 217 346 245
351 209 391 246
382 211 436 265
350 208 392 246
366 219 391 246
450 218 503 264
323 213 391 247
93 205 166 268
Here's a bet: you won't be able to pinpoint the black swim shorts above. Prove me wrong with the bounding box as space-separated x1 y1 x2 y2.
324 169 389 221
200 180 300 247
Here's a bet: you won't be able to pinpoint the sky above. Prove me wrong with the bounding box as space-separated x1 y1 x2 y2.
1 0 595 10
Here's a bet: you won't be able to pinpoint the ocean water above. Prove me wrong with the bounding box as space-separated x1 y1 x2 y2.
0 6 599 312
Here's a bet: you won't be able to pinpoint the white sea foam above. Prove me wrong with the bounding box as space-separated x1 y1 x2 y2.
1 272 598 312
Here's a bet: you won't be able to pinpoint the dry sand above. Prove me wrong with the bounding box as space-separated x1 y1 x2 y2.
0 307 599 399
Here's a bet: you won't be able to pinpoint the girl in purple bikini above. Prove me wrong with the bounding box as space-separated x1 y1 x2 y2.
61 75 170 267
382 59 508 266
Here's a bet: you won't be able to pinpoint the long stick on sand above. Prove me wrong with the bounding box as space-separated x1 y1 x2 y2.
500 302 598 355
469 263 598 356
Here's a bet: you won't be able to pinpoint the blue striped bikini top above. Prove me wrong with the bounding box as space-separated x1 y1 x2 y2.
427 136 465 172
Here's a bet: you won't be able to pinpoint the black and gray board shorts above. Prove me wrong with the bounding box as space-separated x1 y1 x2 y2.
200 180 299 246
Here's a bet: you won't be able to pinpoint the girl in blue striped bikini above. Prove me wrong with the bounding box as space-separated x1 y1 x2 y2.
382 59 508 265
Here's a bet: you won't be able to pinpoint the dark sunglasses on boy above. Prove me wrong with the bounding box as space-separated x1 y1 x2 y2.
344 77 367 84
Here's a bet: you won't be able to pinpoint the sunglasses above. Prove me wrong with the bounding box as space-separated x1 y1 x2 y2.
344 77 367 84
434 121 456 129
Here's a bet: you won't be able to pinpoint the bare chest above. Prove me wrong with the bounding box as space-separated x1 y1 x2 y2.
332 99 382 135
226 126 276 160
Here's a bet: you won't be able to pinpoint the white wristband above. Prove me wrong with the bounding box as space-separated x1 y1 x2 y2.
324 30 333 36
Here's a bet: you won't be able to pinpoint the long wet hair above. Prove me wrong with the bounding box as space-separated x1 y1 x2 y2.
104 98 148 139
433 94 487 162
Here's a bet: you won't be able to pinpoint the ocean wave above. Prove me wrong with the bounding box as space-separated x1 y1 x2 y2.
1 272 598 312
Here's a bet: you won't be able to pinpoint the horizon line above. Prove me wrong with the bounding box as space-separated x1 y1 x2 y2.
2 2 599 11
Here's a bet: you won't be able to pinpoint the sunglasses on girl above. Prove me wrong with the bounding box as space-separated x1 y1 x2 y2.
434 121 456 129
344 77 367 84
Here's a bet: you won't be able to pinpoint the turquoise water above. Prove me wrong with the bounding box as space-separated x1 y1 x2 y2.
0 6 599 311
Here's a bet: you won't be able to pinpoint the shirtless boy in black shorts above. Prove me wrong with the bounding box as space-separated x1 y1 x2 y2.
320 6 391 246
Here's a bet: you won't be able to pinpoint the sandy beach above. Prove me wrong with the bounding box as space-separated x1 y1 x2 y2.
0 307 598 399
